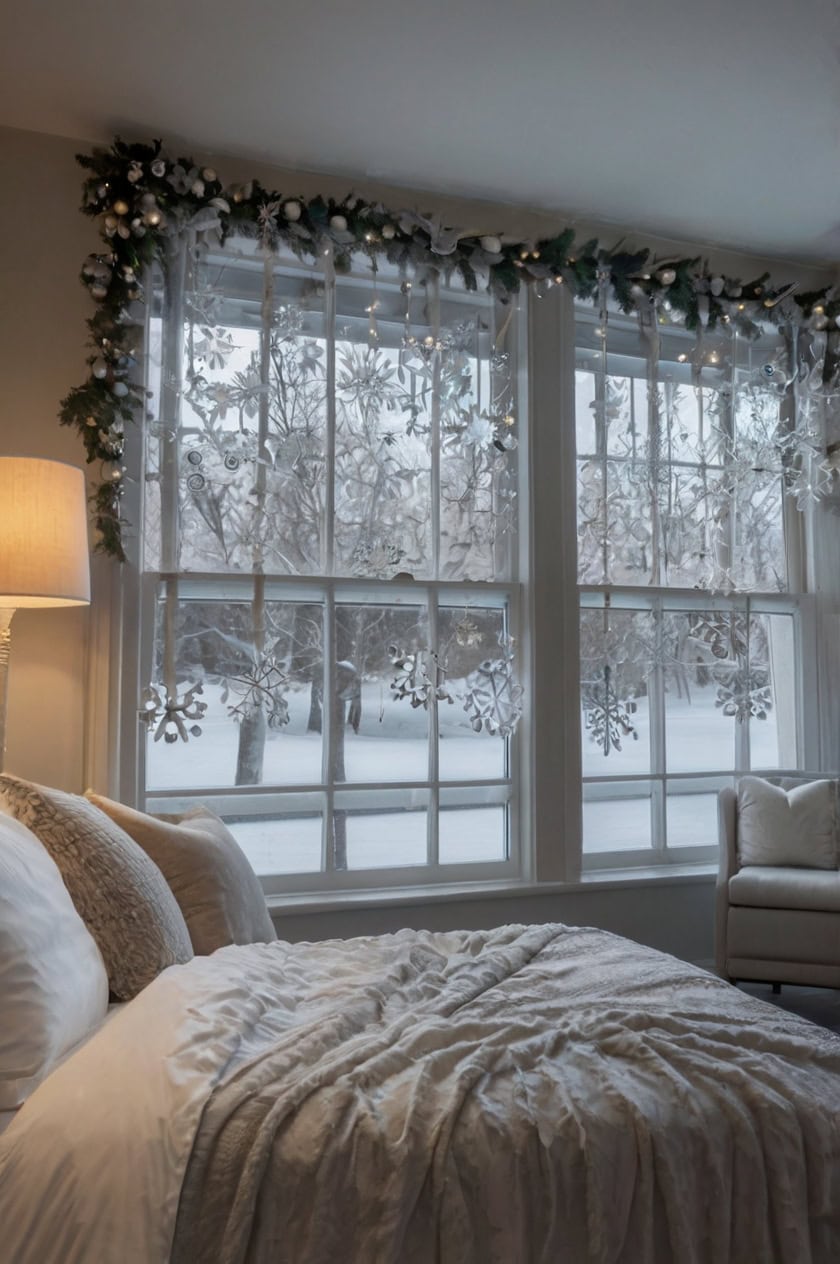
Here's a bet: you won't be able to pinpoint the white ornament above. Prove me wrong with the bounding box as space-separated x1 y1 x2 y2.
201 167 216 182
381 223 396 240
92 358 108 379
480 235 502 255
190 178 205 198
330 214 348 232
709 276 725 297
658 268 677 286
151 159 166 178
111 381 129 397
283 200 302 221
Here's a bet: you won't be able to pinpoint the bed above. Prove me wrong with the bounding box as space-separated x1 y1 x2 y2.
3 921 840 1264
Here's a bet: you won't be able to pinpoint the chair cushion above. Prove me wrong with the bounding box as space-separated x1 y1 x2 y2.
736 775 837 868
729 865 840 913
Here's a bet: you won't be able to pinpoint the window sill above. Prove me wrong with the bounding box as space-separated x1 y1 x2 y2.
265 862 717 917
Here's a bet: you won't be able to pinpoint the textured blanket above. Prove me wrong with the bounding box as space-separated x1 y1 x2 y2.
169 925 840 1264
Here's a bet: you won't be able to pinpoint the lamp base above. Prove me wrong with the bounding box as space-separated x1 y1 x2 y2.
0 609 14 773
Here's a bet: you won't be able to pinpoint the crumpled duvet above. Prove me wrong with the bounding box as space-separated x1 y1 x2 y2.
2 924 840 1264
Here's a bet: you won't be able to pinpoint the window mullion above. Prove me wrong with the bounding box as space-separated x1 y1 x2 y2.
427 589 439 867
429 273 441 580
323 251 337 576
322 581 336 873
648 597 667 852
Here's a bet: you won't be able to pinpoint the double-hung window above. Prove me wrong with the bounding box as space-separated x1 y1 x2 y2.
126 234 526 891
574 300 814 868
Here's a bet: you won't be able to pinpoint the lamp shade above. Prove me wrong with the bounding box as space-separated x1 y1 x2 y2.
0 457 90 607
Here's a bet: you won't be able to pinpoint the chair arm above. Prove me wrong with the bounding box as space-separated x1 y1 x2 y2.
714 787 738 979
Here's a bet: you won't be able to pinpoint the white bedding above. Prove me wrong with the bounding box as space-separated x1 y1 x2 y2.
1 925 839 1263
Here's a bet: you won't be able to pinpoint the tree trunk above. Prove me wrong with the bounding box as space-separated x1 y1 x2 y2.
307 680 322 733
235 705 266 786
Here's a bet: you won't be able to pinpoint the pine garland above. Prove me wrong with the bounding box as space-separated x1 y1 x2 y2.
61 136 840 560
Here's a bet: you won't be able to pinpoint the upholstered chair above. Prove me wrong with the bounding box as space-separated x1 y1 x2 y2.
716 778 840 989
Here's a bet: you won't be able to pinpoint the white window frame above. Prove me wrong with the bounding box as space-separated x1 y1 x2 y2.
116 236 535 894
569 299 817 870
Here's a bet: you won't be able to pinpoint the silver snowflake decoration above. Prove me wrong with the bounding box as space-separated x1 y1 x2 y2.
351 538 406 578
714 665 772 723
461 637 524 737
141 682 207 744
389 645 452 709
454 614 482 647
582 665 638 755
222 656 290 729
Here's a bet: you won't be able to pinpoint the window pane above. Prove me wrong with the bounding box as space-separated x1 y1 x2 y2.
226 813 323 875
666 783 728 849
661 610 738 773
749 612 797 769
438 302 518 583
580 607 651 776
334 277 432 578
333 792 428 870
438 605 508 781
583 783 653 853
439 805 507 864
145 592 324 790
335 602 428 784
150 260 329 575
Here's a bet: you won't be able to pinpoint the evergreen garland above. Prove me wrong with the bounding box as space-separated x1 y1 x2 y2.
61 136 840 560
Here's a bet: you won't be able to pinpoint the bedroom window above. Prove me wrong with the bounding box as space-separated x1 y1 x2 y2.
126 235 526 891
574 300 813 868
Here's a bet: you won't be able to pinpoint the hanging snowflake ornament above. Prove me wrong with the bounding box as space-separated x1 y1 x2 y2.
221 656 290 729
581 665 638 755
351 538 406 578
714 665 772 722
140 682 207 743
461 637 524 737
389 645 452 709
454 613 482 647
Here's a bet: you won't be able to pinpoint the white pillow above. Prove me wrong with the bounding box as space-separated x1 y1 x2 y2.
736 776 838 869
0 811 109 1109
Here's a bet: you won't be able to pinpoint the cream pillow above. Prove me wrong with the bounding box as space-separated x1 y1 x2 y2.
0 776 193 1000
86 794 277 956
0 811 109 1109
736 776 838 869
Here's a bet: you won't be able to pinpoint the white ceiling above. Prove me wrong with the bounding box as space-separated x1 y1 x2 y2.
3 0 840 262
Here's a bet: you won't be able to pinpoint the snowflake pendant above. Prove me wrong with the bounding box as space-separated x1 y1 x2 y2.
141 682 207 743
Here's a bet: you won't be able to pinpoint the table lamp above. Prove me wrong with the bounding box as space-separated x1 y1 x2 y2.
0 457 91 770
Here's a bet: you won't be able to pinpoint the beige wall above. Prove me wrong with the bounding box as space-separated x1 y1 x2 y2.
0 122 831 956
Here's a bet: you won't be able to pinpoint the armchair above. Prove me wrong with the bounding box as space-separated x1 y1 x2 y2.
716 779 840 988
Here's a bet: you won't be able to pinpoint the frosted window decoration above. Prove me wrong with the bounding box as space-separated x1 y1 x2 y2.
582 664 639 756
389 627 523 740
141 681 207 744
574 319 816 594
220 656 291 729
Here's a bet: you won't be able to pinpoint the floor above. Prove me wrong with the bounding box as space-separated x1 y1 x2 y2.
738 981 840 1035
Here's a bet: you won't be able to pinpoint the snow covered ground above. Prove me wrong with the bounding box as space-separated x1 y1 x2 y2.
146 680 787 871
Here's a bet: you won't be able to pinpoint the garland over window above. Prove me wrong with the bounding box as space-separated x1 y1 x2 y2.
61 137 840 559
